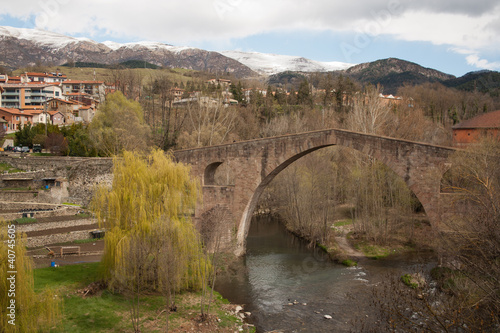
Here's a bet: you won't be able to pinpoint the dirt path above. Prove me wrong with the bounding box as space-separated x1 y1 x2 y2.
335 234 364 258
333 224 365 259
32 240 104 268
25 223 99 237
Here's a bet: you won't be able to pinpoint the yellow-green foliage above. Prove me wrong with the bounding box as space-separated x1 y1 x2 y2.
92 149 206 292
89 91 150 156
0 221 61 332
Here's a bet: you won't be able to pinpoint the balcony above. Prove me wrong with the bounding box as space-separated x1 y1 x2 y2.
2 97 19 102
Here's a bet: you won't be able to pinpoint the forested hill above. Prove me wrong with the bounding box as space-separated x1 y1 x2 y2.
443 70 500 95
343 59 500 95
267 58 500 96
342 58 455 94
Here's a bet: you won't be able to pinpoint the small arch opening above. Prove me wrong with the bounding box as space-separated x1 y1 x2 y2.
204 162 235 186
204 162 222 185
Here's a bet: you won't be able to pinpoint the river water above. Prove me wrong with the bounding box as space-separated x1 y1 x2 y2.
215 216 435 332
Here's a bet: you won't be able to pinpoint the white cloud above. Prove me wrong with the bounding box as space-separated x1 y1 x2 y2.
0 0 495 44
466 54 500 70
1 0 499 70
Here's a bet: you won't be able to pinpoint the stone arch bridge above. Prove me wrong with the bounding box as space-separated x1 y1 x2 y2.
173 128 456 256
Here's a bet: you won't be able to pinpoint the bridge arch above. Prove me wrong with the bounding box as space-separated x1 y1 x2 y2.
234 143 435 256
173 128 455 256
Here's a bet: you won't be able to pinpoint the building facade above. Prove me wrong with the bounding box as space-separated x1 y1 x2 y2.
452 110 500 147
61 80 105 103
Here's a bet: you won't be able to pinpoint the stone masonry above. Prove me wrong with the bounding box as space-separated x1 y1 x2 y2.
174 128 457 256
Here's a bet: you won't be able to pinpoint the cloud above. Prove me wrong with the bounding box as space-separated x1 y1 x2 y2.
465 54 500 70
1 0 499 58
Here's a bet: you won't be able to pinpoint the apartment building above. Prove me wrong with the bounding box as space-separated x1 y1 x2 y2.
0 83 63 109
61 80 105 103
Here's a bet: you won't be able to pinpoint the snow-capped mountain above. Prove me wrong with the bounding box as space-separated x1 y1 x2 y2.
0 26 255 77
0 26 356 77
0 26 95 49
220 50 353 75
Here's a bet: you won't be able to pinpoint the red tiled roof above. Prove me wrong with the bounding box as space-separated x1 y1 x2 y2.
47 98 79 104
27 82 53 86
63 80 104 84
0 107 20 114
0 83 50 88
452 110 500 129
24 110 43 115
64 92 91 96
48 111 64 116
26 72 66 77
0 107 32 116
26 72 48 77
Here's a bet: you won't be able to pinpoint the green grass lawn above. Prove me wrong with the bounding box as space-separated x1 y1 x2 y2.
0 162 24 173
14 217 37 224
332 219 353 227
34 262 101 292
34 262 249 332
353 241 392 259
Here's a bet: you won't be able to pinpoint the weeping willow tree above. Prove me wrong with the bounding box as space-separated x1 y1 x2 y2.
0 222 61 332
91 149 206 296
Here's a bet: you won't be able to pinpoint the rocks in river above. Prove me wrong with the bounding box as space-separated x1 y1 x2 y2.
286 299 307 306
233 305 252 320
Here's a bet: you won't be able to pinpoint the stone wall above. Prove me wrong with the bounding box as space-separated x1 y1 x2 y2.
0 155 95 171
65 159 113 206
0 204 81 221
17 218 95 233
0 156 114 206
27 230 93 248
0 191 40 202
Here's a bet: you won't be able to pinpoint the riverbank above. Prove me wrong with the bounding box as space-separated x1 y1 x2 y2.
215 215 443 332
256 211 434 266
34 262 255 332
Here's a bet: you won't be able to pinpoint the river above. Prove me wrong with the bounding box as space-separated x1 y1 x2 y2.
215 215 436 332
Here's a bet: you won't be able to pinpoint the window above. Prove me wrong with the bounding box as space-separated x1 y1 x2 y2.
55 92 60 97
16 116 19 121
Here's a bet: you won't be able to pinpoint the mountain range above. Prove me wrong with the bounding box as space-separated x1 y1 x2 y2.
0 26 353 77
0 26 255 77
1 26 499 95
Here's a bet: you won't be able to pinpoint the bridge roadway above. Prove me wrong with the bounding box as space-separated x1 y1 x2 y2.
173 128 457 255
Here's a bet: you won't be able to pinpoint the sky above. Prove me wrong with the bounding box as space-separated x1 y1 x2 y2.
1 0 500 77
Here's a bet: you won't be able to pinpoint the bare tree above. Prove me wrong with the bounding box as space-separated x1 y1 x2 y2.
178 98 237 148
199 206 230 321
